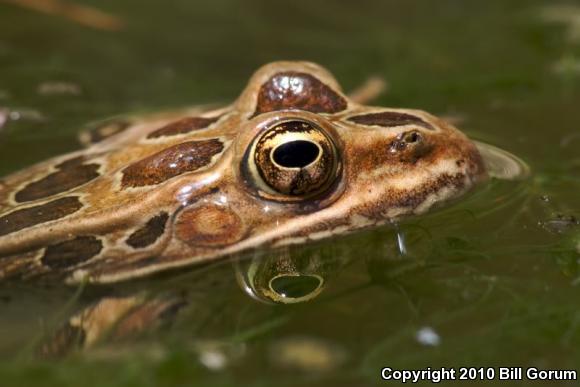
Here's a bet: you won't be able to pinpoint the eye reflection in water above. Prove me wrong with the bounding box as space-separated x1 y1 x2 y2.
234 246 346 304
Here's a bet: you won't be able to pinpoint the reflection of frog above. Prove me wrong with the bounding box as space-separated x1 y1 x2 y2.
236 246 348 304
0 61 486 284
40 246 352 357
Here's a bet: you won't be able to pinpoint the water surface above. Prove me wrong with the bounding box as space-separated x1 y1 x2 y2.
0 1 579 386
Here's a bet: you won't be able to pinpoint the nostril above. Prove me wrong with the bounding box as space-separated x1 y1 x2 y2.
405 131 421 143
389 130 432 160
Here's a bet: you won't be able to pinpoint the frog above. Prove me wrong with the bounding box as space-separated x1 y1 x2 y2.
0 61 487 285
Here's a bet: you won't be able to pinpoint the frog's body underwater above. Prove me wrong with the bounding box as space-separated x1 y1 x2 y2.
0 61 486 284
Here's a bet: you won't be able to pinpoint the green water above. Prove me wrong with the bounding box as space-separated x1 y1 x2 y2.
1 0 579 386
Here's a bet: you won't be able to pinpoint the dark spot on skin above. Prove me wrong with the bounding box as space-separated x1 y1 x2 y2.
121 139 224 188
80 119 131 145
348 111 435 130
126 212 169 248
0 196 83 237
15 156 100 203
147 116 221 139
41 236 103 269
253 72 347 116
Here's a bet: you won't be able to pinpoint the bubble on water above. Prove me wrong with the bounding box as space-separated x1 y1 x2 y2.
416 326 441 346
194 340 246 371
199 349 227 370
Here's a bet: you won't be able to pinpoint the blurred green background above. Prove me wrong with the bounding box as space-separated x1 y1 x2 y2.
0 0 579 386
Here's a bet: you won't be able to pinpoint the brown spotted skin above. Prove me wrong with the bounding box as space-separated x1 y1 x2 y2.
15 156 100 203
253 72 348 116
41 236 103 269
121 139 224 188
0 61 487 284
0 197 83 237
126 212 169 248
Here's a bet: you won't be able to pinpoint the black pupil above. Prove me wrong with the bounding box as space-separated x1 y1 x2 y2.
272 140 320 168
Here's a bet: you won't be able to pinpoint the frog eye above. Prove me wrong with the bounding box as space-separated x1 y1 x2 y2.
246 120 340 199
